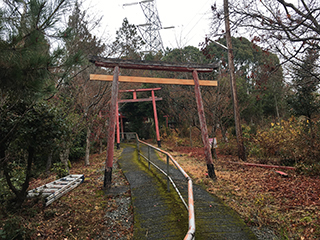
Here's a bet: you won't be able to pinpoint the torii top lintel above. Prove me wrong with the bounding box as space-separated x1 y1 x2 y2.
89 56 218 73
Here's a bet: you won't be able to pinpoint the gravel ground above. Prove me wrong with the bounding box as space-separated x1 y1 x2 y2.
96 158 134 240
250 226 278 240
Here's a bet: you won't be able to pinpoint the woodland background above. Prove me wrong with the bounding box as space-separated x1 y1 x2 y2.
0 0 319 239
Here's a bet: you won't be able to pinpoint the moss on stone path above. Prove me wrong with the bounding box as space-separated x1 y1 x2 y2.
119 144 257 239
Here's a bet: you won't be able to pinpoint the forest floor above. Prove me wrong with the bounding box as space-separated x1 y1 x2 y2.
162 141 320 240
0 148 132 240
1 140 319 239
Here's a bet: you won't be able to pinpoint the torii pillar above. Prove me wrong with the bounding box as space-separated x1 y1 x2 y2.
120 113 125 141
104 66 119 188
115 110 126 149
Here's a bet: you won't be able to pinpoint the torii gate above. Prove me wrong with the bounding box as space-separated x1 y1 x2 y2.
117 87 163 149
89 57 218 188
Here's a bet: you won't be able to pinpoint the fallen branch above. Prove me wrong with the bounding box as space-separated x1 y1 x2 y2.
227 161 295 170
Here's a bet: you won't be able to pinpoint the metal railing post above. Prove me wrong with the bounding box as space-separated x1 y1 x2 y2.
136 135 140 161
148 146 151 170
167 154 170 192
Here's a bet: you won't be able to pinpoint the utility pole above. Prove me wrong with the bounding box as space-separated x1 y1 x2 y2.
223 0 246 161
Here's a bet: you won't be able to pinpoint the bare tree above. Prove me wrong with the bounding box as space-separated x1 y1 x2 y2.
230 0 320 79
64 2 111 166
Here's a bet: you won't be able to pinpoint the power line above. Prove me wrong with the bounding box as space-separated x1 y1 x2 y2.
182 0 212 46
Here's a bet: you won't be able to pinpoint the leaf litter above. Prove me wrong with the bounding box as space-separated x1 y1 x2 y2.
5 142 320 240
162 142 320 240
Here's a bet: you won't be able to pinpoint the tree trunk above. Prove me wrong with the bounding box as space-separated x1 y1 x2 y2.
18 146 34 206
99 139 103 154
104 167 112 189
46 149 54 176
85 125 91 166
2 148 19 199
3 146 34 207
224 0 246 161
274 95 280 124
219 119 228 142
189 125 193 147
60 144 70 174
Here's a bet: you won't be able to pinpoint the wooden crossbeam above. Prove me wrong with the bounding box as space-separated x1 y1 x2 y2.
89 56 218 72
90 74 218 87
119 87 161 93
118 97 163 103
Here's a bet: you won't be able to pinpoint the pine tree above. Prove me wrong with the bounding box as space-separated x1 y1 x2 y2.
0 0 83 207
110 18 145 59
288 49 319 120
62 1 109 166
287 48 320 136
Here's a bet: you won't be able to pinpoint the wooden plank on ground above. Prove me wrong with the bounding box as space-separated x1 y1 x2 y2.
90 74 218 87
228 161 296 170
275 170 289 177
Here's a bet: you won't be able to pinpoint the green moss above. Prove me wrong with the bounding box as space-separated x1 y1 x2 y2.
130 145 188 239
95 190 104 197
120 144 257 239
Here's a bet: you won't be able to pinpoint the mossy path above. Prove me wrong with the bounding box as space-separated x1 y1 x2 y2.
119 144 257 240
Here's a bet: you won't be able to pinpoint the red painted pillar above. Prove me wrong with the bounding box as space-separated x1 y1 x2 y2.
116 101 120 149
104 66 119 188
120 113 124 140
192 70 217 180
151 90 161 147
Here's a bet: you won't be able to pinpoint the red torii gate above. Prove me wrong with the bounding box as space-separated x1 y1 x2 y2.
116 87 162 149
89 57 218 188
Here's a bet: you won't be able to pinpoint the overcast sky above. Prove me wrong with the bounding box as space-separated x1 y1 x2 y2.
82 0 219 50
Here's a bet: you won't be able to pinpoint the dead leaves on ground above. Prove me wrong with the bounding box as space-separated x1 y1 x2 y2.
4 149 133 240
163 144 320 240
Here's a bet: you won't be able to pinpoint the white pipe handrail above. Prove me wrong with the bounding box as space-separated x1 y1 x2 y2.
134 134 195 240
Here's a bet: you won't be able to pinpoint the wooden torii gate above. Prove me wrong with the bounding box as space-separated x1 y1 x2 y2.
89 57 218 188
117 87 163 149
